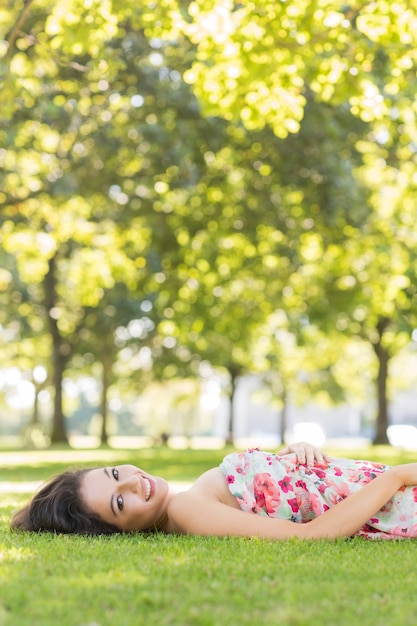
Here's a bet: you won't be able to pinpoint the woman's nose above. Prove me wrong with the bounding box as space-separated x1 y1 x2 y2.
120 475 140 493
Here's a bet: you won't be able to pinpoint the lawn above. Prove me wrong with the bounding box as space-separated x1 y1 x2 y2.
1 444 417 626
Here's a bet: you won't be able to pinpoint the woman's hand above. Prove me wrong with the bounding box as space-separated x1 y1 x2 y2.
278 441 332 467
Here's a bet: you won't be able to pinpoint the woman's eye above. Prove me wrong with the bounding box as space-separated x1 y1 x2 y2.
112 468 119 480
117 495 124 511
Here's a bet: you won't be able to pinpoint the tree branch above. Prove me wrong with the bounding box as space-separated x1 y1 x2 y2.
5 0 36 58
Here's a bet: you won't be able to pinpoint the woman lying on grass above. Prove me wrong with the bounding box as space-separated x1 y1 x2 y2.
11 442 417 540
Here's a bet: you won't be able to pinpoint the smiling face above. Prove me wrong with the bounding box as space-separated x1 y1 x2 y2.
80 465 172 532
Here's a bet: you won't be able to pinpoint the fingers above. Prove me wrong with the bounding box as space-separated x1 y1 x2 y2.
295 445 307 466
306 445 330 467
311 449 329 467
305 448 315 467
279 442 331 466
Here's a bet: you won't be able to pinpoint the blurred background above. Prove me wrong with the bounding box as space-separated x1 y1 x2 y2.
1 0 417 451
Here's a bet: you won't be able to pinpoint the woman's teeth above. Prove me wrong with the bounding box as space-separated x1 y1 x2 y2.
144 477 151 501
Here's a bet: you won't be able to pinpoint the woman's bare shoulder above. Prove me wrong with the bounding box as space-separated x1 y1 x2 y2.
174 467 239 505
167 468 240 533
193 468 241 505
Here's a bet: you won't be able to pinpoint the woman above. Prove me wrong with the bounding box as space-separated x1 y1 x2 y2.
10 442 417 540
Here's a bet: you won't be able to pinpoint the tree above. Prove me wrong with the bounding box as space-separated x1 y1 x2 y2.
170 0 417 441
2 0 417 448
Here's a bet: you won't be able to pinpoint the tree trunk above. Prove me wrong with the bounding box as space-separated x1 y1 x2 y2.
100 356 111 446
50 351 67 443
372 318 390 445
280 385 288 445
32 386 40 425
225 367 239 446
44 254 69 445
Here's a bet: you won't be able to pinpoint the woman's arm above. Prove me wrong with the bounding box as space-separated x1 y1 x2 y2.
169 464 415 540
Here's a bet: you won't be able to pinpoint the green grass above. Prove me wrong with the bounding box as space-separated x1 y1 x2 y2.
0 446 228 482
1 445 417 626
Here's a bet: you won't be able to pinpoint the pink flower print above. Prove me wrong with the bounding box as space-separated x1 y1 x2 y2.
327 481 351 506
327 479 351 500
226 474 235 484
369 517 379 524
278 475 293 494
407 523 417 537
303 467 314 475
380 500 394 514
413 487 417 503
362 470 374 482
310 493 325 517
328 492 340 506
240 492 254 512
312 469 327 480
287 498 299 513
388 525 410 537
254 490 266 510
295 480 307 491
333 466 343 476
346 469 362 483
253 473 282 515
370 462 385 470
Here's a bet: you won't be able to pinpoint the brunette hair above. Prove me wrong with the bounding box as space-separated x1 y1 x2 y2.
10 468 120 535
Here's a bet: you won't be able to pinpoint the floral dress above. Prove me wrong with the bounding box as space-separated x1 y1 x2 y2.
220 449 417 539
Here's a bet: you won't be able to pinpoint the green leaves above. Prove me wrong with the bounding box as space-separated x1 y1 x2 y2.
177 0 417 140
1 0 416 444
45 0 118 56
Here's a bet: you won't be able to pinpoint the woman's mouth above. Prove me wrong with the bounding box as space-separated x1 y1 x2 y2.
143 477 152 502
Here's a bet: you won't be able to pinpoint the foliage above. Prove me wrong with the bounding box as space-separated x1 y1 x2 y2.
1 0 417 445
178 0 417 136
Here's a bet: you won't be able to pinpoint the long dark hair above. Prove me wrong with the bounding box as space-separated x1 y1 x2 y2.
10 468 120 535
